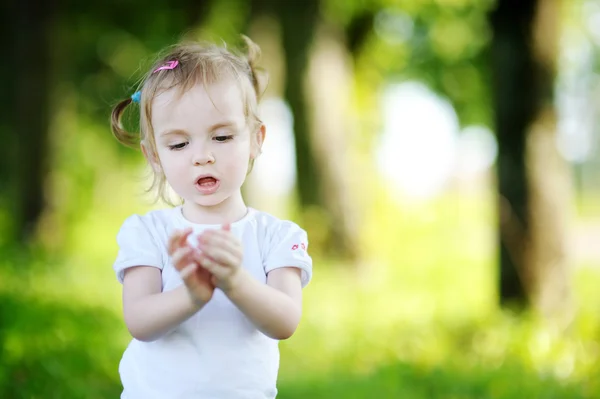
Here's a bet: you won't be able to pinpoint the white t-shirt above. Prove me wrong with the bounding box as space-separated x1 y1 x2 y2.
113 206 312 399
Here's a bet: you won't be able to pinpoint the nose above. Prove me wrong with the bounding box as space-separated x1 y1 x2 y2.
192 145 215 166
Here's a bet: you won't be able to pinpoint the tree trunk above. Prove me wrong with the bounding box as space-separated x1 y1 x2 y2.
275 2 360 259
0 3 15 235
275 0 322 208
305 22 361 260
3 0 55 244
490 0 572 317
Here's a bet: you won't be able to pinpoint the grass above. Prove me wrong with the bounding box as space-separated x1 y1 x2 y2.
278 361 592 399
1 182 599 398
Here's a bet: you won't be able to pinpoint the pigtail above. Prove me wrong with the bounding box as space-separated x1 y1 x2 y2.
241 35 269 101
110 97 139 149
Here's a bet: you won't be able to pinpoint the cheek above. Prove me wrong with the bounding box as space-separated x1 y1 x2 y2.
155 150 182 174
220 146 251 173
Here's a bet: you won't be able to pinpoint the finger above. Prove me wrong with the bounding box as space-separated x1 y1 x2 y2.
168 228 193 255
205 228 236 240
198 245 241 268
191 248 214 267
177 228 194 250
179 263 197 280
204 236 243 261
171 246 193 271
175 231 196 256
195 252 228 275
168 228 190 253
197 255 219 274
199 230 242 256
184 262 215 291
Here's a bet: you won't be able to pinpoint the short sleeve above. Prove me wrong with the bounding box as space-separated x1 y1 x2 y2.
264 221 313 288
113 214 164 284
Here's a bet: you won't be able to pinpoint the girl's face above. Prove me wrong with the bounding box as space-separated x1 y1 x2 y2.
148 79 263 219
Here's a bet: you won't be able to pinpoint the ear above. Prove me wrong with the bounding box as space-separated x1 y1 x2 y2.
141 141 161 172
251 124 266 159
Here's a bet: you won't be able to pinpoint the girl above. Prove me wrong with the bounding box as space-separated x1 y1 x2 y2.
110 36 312 399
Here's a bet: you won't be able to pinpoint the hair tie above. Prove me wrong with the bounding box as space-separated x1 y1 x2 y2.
131 91 141 103
153 60 179 74
130 60 178 103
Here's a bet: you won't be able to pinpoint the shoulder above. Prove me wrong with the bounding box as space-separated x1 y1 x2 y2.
248 209 312 287
248 209 309 256
249 209 306 235
244 210 308 251
116 207 180 248
119 208 178 234
113 208 178 283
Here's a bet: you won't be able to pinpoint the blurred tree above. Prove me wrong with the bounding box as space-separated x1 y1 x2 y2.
320 0 573 316
2 0 367 260
305 21 362 261
249 0 361 259
1 0 55 244
1 0 212 246
316 0 495 259
272 0 321 216
490 0 572 316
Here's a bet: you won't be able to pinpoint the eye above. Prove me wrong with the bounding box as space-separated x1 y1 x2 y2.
168 142 188 150
214 135 234 142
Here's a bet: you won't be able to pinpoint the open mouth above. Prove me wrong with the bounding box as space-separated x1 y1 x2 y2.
196 176 218 186
195 176 220 194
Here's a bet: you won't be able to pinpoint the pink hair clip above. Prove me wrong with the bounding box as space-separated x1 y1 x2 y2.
153 60 179 74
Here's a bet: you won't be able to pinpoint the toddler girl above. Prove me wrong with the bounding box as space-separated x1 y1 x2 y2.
110 36 312 399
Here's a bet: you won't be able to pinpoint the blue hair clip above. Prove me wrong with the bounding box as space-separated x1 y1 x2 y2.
131 91 141 103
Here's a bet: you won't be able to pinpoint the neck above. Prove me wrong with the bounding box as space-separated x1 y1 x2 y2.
181 192 248 225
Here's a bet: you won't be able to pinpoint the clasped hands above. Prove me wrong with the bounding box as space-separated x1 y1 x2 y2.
167 225 244 305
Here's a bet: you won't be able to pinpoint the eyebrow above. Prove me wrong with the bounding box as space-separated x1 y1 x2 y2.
159 121 239 137
208 121 239 132
159 129 187 138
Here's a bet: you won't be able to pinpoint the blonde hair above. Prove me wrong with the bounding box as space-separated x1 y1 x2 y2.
110 35 268 205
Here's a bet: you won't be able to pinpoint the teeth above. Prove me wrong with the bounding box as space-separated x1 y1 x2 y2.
198 177 216 185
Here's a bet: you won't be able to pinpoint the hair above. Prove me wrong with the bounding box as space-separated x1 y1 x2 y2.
110 35 269 205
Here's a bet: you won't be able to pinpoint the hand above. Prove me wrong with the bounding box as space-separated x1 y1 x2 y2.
168 227 215 306
195 224 244 293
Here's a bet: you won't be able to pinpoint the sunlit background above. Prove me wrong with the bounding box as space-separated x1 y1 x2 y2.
1 0 600 398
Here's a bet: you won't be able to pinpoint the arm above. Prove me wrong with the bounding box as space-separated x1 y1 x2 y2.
121 228 216 342
122 266 206 342
194 225 306 340
224 267 303 340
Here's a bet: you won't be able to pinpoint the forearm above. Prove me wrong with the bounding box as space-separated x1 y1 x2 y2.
124 285 205 342
226 270 301 340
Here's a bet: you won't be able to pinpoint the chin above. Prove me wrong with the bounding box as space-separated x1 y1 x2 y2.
191 194 229 208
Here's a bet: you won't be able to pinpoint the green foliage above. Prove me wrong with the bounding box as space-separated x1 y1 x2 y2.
2 1 598 398
0 252 125 398
1 185 598 398
325 0 496 128
0 295 123 399
279 361 590 399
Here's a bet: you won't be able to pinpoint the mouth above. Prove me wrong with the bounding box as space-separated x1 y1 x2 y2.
196 175 218 186
195 175 220 194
